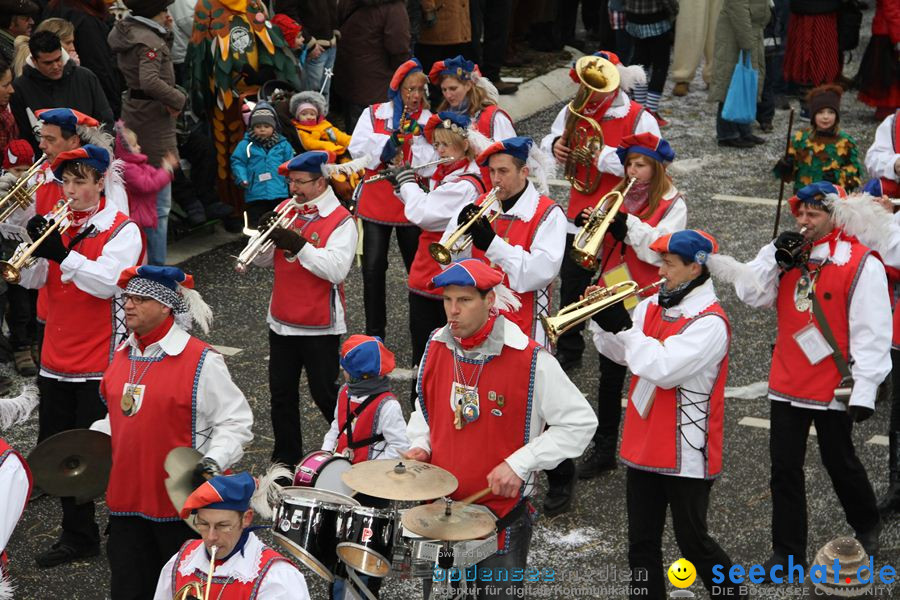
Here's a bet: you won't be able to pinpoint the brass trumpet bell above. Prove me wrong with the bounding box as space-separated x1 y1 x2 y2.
429 188 501 265
570 178 635 271
0 154 47 223
0 198 72 284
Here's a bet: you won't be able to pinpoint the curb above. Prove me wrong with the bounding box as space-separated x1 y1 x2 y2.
497 47 582 123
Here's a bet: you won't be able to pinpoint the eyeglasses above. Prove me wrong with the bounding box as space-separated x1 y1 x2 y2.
290 177 320 185
123 294 151 305
403 86 426 95
193 517 240 534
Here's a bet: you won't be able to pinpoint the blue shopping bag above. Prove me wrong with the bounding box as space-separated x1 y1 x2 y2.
721 50 758 124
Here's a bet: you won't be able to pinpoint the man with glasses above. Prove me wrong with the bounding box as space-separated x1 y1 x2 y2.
93 264 252 600
154 472 309 599
249 150 357 470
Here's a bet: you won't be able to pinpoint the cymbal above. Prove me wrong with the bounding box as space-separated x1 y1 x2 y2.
27 429 111 504
340 460 458 501
164 446 202 532
401 502 497 541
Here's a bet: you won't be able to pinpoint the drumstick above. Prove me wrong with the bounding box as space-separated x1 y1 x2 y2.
461 487 492 504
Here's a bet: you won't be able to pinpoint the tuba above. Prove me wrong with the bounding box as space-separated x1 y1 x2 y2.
429 188 501 265
561 56 619 195
570 177 635 271
541 278 665 345
0 198 72 284
0 154 47 222
234 198 302 273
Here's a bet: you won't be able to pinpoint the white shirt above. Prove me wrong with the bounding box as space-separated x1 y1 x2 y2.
91 323 254 470
348 103 438 173
623 188 688 266
0 450 29 554
864 113 900 182
480 108 517 141
252 188 358 336
406 317 597 496
399 160 483 232
321 390 410 460
18 200 143 381
733 238 892 411
589 279 728 479
153 532 310 600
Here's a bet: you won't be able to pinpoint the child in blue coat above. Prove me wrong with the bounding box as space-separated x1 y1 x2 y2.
231 102 295 227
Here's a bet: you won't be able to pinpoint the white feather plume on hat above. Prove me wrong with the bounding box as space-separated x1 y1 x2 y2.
492 283 522 314
526 142 556 195
706 254 765 293
0 571 13 600
616 64 647 94
250 463 292 520
321 155 370 178
178 285 213 335
0 383 38 431
831 192 894 251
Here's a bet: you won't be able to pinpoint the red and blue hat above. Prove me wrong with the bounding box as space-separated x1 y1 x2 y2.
649 229 718 265
616 132 675 166
424 111 472 143
429 258 503 291
50 144 110 179
788 181 847 215
278 150 334 176
389 58 424 100
180 472 256 518
36 108 100 132
340 335 396 379
428 55 477 84
476 136 532 167
117 265 195 292
862 179 884 197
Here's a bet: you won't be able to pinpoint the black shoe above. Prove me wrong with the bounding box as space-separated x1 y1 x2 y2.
223 216 243 233
743 134 766 145
718 138 756 148
760 554 805 583
494 81 519 95
578 447 617 480
35 542 100 568
556 352 583 373
759 122 774 133
856 521 882 557
543 475 575 517
204 201 234 221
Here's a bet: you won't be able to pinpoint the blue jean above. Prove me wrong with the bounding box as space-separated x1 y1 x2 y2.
143 183 171 265
301 45 337 108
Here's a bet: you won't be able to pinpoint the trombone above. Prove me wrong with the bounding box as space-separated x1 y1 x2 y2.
234 198 302 273
570 178 636 271
0 198 72 284
0 154 47 222
540 278 665 345
365 157 455 184
429 187 501 265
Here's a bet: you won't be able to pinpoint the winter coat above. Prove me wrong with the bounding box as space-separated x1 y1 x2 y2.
872 0 900 43
708 0 770 103
10 56 114 154
778 128 863 193
116 135 173 228
276 0 340 44
292 119 352 155
418 0 471 46
333 0 411 107
109 16 186 167
230 133 294 202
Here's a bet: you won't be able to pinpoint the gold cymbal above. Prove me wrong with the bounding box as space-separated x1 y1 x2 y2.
340 459 458 501
27 429 112 504
401 502 497 541
164 446 203 532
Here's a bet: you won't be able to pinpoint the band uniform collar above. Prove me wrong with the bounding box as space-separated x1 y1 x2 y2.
649 277 718 319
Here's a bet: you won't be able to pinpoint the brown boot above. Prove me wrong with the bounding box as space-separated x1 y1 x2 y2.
672 81 690 96
14 349 37 376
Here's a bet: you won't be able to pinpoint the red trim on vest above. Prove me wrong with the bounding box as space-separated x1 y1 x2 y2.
172 539 291 599
356 103 416 225
334 386 395 463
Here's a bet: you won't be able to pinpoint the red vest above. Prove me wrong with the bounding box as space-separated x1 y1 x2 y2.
34 176 65 324
566 100 645 221
335 386 396 463
408 173 485 299
769 239 873 406
41 213 139 378
472 192 561 340
172 539 291 600
0 438 32 574
102 333 210 519
270 200 351 329
599 195 678 294
619 303 730 478
474 105 512 191
893 300 900 350
418 326 539 550
880 109 900 198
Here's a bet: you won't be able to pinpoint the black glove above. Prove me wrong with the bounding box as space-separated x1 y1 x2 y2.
269 226 306 255
469 216 496 251
607 211 627 242
457 203 480 226
191 457 222 489
573 209 591 229
257 210 279 232
380 137 400 165
27 219 69 263
591 300 632 333
773 156 794 182
386 166 416 192
848 405 874 423
774 231 805 252
26 214 49 241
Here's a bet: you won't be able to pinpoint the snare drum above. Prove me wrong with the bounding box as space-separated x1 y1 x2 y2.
293 450 354 497
336 505 397 577
272 487 359 582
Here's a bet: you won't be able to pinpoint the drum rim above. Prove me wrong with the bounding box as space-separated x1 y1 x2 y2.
336 542 393 578
348 505 394 517
280 485 360 507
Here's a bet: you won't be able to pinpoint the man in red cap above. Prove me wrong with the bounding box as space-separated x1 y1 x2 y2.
406 258 596 600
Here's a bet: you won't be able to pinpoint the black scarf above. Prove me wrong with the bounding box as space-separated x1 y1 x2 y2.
501 184 527 213
248 131 282 150
657 271 709 309
347 375 392 397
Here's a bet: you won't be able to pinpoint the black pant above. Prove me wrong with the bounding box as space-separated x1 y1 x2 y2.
268 331 340 467
769 400 880 564
361 220 420 340
631 31 673 95
471 0 513 81
890 349 900 433
627 468 740 599
107 516 198 600
5 284 35 350
37 376 106 549
556 234 594 359
595 354 628 451
716 102 754 142
244 199 282 229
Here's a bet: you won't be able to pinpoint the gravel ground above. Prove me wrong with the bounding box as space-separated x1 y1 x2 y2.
4 14 900 600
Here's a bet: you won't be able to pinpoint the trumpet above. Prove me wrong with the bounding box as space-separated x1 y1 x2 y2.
429 188 501 265
0 154 47 222
541 278 665 345
172 544 217 600
0 198 72 284
234 199 302 273
365 157 456 184
570 178 636 271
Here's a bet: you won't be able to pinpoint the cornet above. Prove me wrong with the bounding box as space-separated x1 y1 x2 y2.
0 154 47 222
429 188 501 265
234 199 302 273
570 178 636 271
365 157 455 184
541 278 665 345
0 198 72 284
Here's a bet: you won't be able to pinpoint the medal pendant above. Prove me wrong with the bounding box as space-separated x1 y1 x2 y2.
121 387 135 414
454 401 463 430
794 276 812 312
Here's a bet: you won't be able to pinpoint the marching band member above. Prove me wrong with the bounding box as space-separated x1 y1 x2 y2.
90 265 253 600
0 429 31 596
578 133 687 480
733 181 889 570
391 111 486 370
864 109 900 199
154 472 310 600
252 150 357 469
406 259 596 600
348 58 436 341
540 50 658 373
588 229 742 600
18 144 143 568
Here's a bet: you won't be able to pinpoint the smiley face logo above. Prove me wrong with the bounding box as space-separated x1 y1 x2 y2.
667 558 696 588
